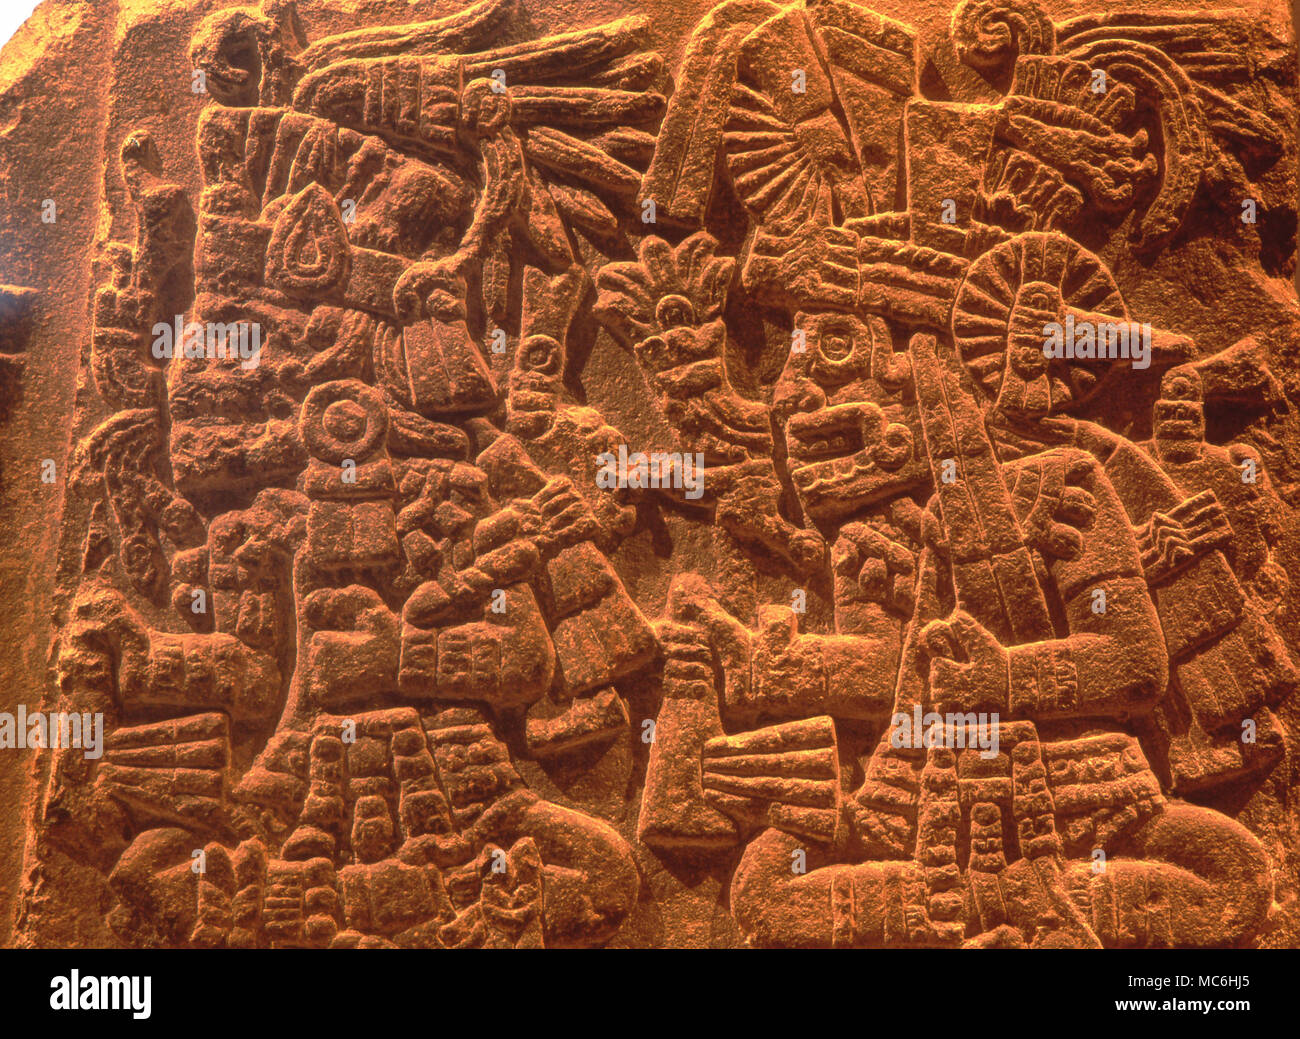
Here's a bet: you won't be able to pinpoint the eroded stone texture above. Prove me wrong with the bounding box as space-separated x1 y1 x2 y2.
0 0 1299 948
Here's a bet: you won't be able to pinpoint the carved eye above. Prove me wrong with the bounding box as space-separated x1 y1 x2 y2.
520 335 562 375
1162 371 1200 401
323 399 367 442
820 331 852 362
1020 287 1053 310
120 533 159 584
873 422 914 471
656 295 695 330
1010 344 1049 377
809 315 866 384
636 335 672 373
306 307 343 350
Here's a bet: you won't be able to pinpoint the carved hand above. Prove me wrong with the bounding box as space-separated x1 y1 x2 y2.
920 610 1010 716
743 222 859 310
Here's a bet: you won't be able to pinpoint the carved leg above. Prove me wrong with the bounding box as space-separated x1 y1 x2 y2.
732 828 951 948
502 798 640 949
1067 802 1273 948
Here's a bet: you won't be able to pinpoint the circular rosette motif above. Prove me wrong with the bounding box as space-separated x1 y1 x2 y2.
299 379 388 465
951 231 1127 417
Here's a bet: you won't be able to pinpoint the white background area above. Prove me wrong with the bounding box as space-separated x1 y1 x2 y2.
0 1 43 50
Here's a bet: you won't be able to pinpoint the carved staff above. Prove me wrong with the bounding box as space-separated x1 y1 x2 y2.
907 332 1053 647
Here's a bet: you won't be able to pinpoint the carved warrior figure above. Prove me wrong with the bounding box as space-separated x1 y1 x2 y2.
627 0 1298 947
30 0 662 949
11 0 1300 949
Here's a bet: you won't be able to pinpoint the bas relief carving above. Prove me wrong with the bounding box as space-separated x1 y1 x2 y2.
8 0 1300 948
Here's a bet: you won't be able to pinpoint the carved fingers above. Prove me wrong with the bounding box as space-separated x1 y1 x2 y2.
1011 451 1099 560
920 609 1010 715
743 223 860 311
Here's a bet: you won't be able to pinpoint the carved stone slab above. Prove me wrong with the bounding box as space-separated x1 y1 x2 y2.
0 0 1297 948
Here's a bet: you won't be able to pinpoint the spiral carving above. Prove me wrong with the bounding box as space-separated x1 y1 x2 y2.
951 0 1056 73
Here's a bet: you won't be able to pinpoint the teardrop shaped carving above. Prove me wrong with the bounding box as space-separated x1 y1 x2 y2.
265 182 351 294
